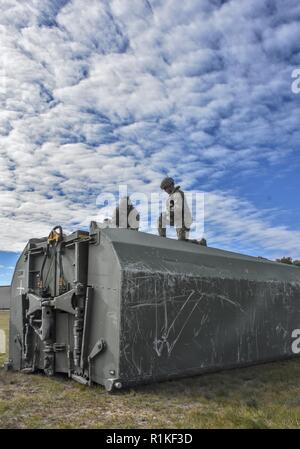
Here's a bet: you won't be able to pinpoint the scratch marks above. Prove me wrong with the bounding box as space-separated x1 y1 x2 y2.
154 290 200 357
152 289 245 358
119 268 300 379
122 271 247 366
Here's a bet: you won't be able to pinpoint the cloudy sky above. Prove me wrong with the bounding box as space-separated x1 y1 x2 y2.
0 0 300 285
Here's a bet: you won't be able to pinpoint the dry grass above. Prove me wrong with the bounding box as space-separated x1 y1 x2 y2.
1 311 300 429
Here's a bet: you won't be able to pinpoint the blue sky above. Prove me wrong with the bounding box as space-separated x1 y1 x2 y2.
0 0 300 285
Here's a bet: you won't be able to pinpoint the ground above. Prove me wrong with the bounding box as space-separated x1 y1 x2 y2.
0 311 300 429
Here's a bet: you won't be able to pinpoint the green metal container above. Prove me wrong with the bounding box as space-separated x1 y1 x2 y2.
8 226 300 391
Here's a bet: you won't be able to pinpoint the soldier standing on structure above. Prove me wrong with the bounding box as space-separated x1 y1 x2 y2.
158 177 192 240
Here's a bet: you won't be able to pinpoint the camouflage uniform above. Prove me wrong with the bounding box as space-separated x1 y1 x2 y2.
158 179 192 240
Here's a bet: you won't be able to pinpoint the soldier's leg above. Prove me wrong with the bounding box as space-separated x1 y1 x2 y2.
158 213 167 237
176 227 189 241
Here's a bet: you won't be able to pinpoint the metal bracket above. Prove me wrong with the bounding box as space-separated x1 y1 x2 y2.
26 293 42 316
88 339 106 361
87 339 106 386
87 339 106 387
26 289 78 316
71 374 89 385
53 289 76 315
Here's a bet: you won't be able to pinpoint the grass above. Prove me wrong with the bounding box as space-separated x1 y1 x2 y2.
1 311 300 429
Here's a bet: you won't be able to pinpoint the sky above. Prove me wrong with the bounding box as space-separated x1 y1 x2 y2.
0 0 300 285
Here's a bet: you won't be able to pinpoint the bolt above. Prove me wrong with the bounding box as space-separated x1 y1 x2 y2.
114 382 122 390
109 370 115 376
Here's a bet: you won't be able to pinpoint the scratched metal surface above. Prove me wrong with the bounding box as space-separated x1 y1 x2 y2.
102 230 300 387
119 273 300 383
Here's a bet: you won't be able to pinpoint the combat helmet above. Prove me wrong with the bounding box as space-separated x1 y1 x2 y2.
160 177 175 190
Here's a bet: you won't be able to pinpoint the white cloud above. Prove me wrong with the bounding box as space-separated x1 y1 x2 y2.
204 191 300 259
0 0 299 258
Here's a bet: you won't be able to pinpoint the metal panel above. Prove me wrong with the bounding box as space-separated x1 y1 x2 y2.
86 230 122 389
101 229 300 388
